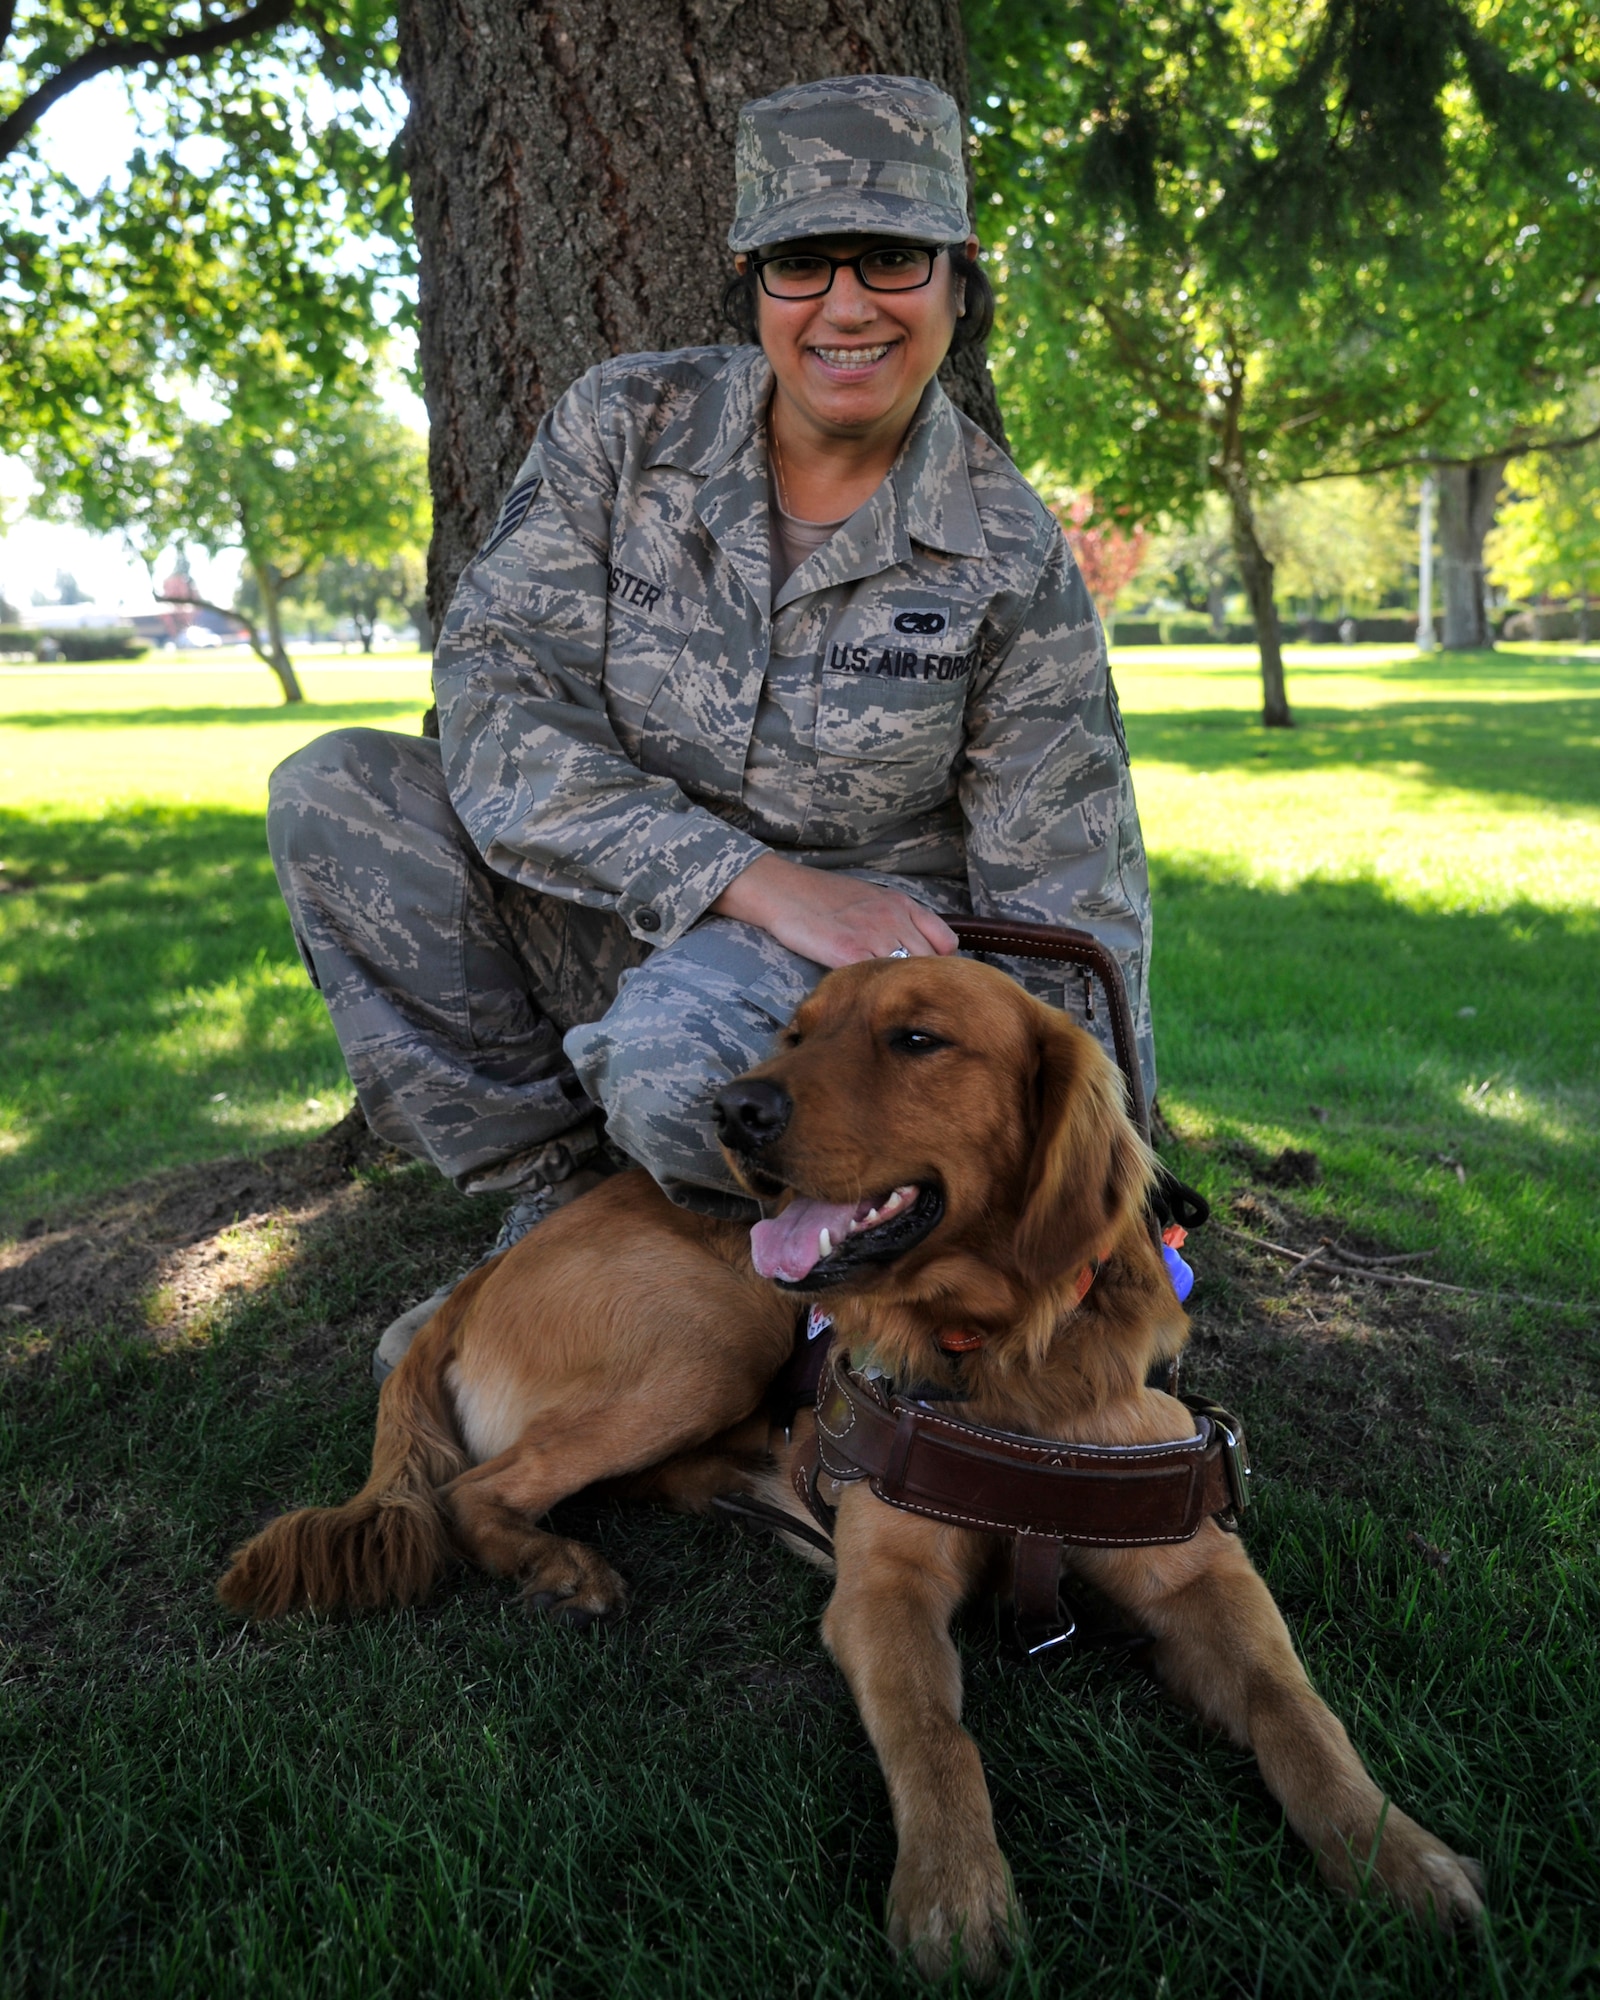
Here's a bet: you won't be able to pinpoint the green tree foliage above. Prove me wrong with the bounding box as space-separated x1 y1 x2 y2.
1487 440 1600 610
4 132 399 488
1138 498 1236 631
1259 480 1414 616
307 544 428 651
30 339 427 699
0 0 293 163
1 4 408 479
1140 480 1414 626
0 1 398 164
968 0 1600 720
3 6 419 701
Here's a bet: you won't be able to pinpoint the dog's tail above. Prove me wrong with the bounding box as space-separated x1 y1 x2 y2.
217 1292 472 1621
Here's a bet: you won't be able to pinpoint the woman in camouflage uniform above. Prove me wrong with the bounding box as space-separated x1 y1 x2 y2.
266 75 1154 1376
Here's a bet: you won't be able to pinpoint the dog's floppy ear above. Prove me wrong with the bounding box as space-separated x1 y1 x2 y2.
1013 1007 1153 1289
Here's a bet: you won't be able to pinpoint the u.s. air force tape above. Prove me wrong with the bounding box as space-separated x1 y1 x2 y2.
479 478 541 558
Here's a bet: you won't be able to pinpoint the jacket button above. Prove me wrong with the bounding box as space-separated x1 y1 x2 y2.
636 908 661 932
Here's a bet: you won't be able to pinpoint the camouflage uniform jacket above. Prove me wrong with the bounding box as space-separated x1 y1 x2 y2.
434 344 1153 1077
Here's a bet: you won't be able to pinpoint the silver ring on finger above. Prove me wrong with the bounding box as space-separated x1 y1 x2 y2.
887 945 911 959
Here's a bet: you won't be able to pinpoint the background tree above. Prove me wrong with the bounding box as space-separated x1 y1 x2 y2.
0 0 295 163
1038 492 1147 637
394 0 1005 628
967 0 1600 720
314 543 430 651
155 388 424 699
0 1 406 169
1487 439 1600 638
30 334 427 699
1257 479 1413 621
1141 499 1238 633
7 36 423 702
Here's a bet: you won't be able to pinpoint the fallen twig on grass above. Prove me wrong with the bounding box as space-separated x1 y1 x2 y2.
1212 1223 1592 1313
1406 1531 1451 1573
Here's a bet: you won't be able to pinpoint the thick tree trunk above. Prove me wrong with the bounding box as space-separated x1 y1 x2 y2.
395 0 1005 626
1216 460 1291 728
1436 456 1508 650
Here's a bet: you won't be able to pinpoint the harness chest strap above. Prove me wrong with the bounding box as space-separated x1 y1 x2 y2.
796 1351 1247 1644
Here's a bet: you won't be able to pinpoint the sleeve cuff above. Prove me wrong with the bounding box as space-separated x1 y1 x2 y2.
615 812 768 946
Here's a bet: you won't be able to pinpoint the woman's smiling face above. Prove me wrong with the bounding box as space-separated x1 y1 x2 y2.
747 235 975 444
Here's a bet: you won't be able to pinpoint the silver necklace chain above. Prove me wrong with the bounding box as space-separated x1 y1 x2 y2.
768 413 794 517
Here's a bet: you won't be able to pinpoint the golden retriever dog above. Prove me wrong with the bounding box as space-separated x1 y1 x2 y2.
220 955 1483 1976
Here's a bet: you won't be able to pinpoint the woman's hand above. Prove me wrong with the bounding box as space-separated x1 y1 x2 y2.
710 852 958 968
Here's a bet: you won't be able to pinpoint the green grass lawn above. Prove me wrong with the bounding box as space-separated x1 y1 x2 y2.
2 644 1597 1998
1118 643 1600 1305
4 645 1595 1298
0 655 434 1221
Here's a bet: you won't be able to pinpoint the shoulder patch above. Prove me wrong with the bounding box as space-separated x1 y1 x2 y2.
479 478 541 559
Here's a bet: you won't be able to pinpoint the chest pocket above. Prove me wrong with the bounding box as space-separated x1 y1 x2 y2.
804 593 986 842
602 563 706 764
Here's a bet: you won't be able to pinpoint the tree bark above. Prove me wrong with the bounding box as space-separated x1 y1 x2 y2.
1210 359 1290 726
395 0 1005 627
1436 456 1509 650
1215 457 1291 728
248 556 305 703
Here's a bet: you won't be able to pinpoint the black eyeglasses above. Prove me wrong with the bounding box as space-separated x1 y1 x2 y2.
752 243 958 301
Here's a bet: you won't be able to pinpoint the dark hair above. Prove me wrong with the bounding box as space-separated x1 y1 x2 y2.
720 243 995 353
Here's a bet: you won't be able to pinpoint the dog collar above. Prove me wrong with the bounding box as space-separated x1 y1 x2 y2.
936 1260 1101 1356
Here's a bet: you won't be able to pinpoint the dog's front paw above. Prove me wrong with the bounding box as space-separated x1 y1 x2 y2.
1373 1808 1485 1930
887 1838 1020 1983
517 1537 629 1628
1331 1805 1485 1930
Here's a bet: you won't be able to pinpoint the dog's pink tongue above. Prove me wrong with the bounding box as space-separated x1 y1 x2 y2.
750 1197 861 1283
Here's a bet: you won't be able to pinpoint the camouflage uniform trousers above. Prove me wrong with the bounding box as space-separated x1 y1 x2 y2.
268 726 953 1216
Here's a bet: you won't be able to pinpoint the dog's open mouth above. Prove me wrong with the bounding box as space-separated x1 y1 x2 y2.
750 1182 944 1289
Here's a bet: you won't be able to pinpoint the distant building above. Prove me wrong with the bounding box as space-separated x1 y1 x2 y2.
17 596 249 646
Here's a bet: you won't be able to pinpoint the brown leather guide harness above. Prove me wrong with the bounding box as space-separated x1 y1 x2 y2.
790 1350 1250 1654
722 917 1248 1657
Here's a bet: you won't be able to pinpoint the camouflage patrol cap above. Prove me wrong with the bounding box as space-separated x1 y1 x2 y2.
728 74 970 253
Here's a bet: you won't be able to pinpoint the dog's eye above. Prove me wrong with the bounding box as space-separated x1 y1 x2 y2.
782 1028 802 1048
887 1027 951 1056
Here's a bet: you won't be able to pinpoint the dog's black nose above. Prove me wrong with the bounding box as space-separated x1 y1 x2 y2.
712 1078 793 1152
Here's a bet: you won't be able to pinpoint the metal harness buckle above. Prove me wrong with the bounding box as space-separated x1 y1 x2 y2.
1010 1601 1078 1660
1183 1395 1252 1520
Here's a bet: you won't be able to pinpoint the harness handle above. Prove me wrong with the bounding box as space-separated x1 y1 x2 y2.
946 918 1209 1255
946 917 1149 1145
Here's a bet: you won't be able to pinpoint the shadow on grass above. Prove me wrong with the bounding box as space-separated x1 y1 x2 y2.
1 1122 1597 1999
1125 691 1600 811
